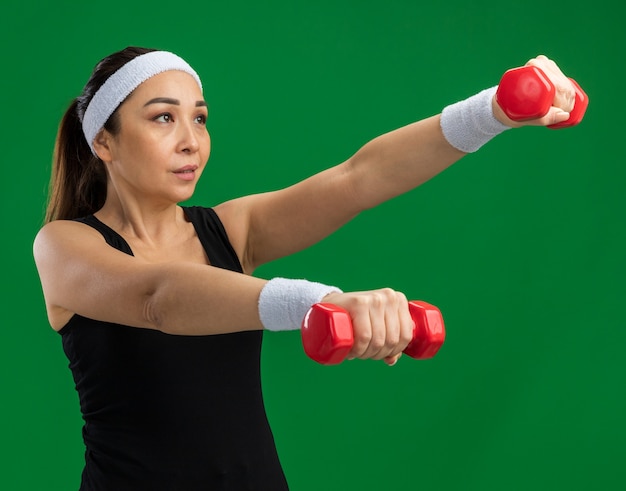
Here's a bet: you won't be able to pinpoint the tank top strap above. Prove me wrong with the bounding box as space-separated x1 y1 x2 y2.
74 215 134 256
182 206 243 273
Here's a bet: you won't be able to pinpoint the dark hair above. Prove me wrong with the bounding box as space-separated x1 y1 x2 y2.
44 46 157 223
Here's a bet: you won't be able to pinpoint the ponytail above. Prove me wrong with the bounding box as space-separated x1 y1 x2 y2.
45 100 107 223
43 46 157 223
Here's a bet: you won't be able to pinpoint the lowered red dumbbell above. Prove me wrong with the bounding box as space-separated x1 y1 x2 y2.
495 65 588 129
301 301 445 365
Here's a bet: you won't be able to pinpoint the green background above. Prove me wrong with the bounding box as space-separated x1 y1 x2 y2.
2 0 624 489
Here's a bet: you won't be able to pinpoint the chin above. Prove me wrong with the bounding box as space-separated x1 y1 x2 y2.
172 187 197 204
179 192 196 203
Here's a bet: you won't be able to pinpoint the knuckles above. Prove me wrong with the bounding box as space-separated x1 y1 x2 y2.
555 82 576 112
331 288 415 360
525 55 575 114
368 334 387 354
384 329 401 348
353 327 373 347
345 288 412 360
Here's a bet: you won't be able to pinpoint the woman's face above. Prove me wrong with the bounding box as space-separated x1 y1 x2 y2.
102 70 210 205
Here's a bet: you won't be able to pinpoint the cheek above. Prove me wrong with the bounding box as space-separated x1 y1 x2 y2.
201 133 212 161
130 132 171 165
114 133 164 178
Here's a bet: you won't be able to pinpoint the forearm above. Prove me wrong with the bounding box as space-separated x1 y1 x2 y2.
147 265 342 336
145 262 267 335
347 115 465 210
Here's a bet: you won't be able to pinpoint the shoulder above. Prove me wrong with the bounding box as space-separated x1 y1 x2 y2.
33 220 110 331
212 198 256 273
35 218 98 237
33 219 152 331
34 219 105 260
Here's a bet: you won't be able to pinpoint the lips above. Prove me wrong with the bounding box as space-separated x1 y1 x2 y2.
173 164 199 181
173 165 198 174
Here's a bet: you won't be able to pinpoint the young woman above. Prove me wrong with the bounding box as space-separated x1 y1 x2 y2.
33 46 578 490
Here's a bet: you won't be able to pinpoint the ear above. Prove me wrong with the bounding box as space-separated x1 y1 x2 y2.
92 129 114 162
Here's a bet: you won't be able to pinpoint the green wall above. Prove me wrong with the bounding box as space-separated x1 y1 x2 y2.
2 1 624 489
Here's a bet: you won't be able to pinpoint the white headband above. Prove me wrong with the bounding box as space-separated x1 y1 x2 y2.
82 50 203 155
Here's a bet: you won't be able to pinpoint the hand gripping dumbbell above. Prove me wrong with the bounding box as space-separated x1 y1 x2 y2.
301 301 445 365
495 65 588 129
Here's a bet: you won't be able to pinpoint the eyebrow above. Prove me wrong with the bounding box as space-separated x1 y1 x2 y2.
144 97 207 107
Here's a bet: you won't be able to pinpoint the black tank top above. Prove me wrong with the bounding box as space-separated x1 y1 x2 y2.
60 206 289 490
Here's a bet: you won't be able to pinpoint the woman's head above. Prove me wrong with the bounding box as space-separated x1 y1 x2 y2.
45 47 205 222
82 50 203 156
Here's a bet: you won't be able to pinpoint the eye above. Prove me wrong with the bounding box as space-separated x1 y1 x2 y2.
154 113 173 123
195 114 207 125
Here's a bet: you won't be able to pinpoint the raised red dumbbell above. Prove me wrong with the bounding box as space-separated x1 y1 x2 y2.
301 301 445 365
495 65 588 129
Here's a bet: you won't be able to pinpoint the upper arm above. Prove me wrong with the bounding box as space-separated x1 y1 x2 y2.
215 160 362 272
33 220 157 331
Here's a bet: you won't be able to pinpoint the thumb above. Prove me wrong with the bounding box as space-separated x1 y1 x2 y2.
384 353 402 366
545 107 570 126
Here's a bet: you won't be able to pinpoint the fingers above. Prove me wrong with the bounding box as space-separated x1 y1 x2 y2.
525 54 576 114
341 288 414 363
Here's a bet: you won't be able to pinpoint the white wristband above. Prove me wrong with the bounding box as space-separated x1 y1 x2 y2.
440 86 510 153
258 277 343 332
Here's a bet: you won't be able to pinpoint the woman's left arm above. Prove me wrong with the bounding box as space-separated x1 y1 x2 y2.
216 114 462 273
217 55 577 274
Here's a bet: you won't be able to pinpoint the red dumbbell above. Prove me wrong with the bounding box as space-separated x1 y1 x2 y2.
495 65 588 129
301 301 445 365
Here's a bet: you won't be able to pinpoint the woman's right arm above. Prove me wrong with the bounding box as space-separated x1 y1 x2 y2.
33 220 267 335
34 220 414 364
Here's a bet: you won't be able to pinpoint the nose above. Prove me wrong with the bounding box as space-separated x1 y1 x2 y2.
177 120 200 154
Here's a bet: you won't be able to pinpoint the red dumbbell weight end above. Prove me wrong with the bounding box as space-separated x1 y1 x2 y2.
301 301 446 365
495 65 588 129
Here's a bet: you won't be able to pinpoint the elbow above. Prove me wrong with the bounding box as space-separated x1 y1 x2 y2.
140 265 190 335
139 263 182 333
142 287 165 332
